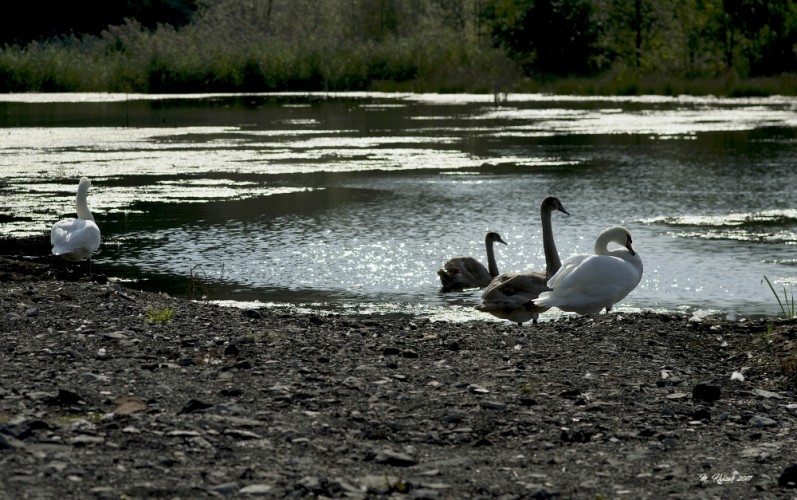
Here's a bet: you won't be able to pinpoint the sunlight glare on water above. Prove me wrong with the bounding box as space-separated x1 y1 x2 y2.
1 92 795 321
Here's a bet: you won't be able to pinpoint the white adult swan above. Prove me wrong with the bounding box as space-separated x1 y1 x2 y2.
51 177 102 272
533 226 643 314
438 232 507 292
476 196 569 325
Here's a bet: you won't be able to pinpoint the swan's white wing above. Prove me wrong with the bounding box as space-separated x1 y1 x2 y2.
536 255 641 314
545 254 590 290
51 218 101 261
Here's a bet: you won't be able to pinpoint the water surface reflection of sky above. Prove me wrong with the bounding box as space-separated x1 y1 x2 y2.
1 93 795 321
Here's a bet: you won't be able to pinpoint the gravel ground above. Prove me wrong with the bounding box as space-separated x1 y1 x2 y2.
1 256 797 499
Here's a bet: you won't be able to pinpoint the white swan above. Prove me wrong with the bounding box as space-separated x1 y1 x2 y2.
533 226 643 314
476 196 569 325
438 232 507 292
51 177 102 271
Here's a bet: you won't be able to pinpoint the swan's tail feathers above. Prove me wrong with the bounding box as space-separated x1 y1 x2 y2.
51 246 94 262
51 246 75 259
475 300 541 326
532 291 554 308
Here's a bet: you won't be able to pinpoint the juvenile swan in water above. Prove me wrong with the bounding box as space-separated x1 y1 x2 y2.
476 196 569 325
51 177 102 271
438 232 507 292
533 226 643 314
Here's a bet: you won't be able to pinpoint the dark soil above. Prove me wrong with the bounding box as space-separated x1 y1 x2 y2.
1 256 797 499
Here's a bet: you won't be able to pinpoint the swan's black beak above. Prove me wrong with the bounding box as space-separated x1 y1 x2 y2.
558 203 570 216
626 236 636 256
497 236 508 245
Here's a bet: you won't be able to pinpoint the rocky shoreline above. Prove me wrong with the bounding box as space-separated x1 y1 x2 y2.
1 256 797 499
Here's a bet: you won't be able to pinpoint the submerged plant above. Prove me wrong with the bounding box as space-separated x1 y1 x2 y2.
762 276 795 319
186 263 224 300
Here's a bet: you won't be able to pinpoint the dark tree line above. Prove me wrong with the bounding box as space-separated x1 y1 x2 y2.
1 0 795 92
482 0 797 77
0 0 198 45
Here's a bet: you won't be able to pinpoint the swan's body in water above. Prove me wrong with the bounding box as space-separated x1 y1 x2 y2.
533 226 643 314
476 196 569 325
51 177 101 271
438 232 507 291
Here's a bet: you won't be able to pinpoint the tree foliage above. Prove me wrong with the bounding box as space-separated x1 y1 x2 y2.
0 0 198 45
482 0 797 78
0 0 795 93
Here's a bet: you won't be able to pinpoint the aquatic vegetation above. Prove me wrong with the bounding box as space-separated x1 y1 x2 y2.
186 263 224 301
762 276 795 320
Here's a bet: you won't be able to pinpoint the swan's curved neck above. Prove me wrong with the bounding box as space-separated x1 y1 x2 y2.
485 238 499 277
541 207 560 277
76 185 94 221
594 230 630 257
594 231 614 255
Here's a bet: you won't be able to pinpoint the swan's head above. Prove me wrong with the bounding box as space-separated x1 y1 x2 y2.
486 232 508 245
541 196 570 216
599 226 635 256
77 177 92 196
75 177 95 221
624 231 636 256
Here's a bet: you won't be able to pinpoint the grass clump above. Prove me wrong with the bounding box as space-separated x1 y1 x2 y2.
244 329 283 343
146 306 175 324
186 263 224 301
762 275 795 320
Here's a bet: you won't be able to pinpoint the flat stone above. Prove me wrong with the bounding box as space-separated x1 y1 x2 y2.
113 396 147 415
239 484 273 495
751 388 784 399
359 474 401 492
68 435 105 446
209 482 240 496
374 449 418 466
749 415 777 428
103 331 128 340
223 429 263 440
479 401 507 411
0 433 26 449
168 430 203 437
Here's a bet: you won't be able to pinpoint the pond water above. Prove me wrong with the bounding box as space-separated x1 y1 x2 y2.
1 92 796 322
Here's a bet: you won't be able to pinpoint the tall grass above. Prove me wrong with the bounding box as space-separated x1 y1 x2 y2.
762 276 796 320
0 14 514 94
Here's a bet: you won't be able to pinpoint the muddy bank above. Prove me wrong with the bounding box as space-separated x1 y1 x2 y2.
1 257 797 499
